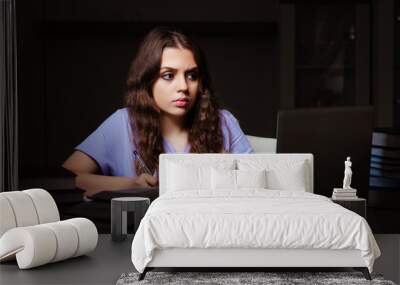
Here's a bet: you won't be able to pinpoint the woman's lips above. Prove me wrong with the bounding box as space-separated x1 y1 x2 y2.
174 99 188 107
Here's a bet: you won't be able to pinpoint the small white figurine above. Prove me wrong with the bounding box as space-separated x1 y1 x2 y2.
343 156 353 189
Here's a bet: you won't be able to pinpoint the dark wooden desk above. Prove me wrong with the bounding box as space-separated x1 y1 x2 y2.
48 188 158 233
90 187 158 201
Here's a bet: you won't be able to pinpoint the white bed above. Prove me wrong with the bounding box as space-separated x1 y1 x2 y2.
131 154 380 280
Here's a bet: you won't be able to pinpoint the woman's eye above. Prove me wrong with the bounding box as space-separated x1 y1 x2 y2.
187 71 198 81
161 73 174 80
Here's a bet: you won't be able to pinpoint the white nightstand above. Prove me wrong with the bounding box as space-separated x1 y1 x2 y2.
331 197 367 218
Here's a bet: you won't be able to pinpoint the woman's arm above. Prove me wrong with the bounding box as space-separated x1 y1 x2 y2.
75 173 157 196
62 151 99 175
221 110 253 153
62 151 157 196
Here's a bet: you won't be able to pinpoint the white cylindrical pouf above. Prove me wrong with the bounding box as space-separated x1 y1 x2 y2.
0 196 17 237
42 221 79 262
24 188 60 223
0 218 98 269
1 192 39 227
65 218 98 257
0 226 57 269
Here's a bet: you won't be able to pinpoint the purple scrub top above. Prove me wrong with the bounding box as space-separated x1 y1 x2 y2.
75 108 253 177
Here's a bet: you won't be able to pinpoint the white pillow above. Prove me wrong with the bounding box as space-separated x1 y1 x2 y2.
237 159 309 191
211 168 236 190
237 169 267 189
166 160 235 191
211 168 267 190
167 163 210 191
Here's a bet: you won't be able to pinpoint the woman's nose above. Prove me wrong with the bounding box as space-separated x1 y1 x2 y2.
176 74 188 92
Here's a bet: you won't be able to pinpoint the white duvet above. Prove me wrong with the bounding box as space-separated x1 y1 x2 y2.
131 190 381 273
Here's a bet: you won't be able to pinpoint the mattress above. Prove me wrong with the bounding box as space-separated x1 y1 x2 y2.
131 190 380 273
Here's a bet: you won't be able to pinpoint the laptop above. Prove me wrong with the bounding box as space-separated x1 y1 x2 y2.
276 106 374 199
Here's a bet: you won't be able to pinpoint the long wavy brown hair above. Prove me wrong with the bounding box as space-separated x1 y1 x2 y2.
124 26 224 175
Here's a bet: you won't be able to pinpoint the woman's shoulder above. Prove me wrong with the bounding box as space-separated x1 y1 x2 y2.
103 107 130 124
219 109 239 124
93 107 131 137
115 107 130 119
218 108 253 153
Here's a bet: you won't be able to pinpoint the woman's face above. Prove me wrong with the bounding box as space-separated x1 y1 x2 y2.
152 47 199 118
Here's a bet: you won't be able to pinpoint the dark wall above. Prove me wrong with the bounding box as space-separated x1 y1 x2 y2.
17 0 397 182
17 0 279 176
17 0 47 176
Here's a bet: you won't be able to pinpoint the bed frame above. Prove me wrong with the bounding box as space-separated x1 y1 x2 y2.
138 154 372 280
141 248 371 280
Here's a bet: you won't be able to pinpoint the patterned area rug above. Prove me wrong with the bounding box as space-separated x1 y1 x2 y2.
116 271 396 285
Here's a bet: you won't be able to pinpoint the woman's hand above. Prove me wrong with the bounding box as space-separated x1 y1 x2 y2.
74 173 158 198
135 173 158 188
63 151 158 197
82 185 101 197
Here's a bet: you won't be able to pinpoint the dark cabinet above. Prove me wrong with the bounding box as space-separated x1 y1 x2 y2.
280 0 371 109
331 198 367 219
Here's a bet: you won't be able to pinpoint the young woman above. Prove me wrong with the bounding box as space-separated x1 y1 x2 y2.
62 26 253 197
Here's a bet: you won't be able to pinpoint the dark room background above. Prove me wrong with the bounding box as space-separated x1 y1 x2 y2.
16 0 398 190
